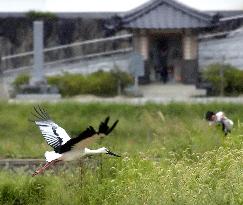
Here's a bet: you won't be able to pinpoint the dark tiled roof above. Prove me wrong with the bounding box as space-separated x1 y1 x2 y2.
205 10 243 18
120 0 213 29
0 12 26 18
205 10 243 22
56 12 118 19
220 14 243 22
0 12 118 19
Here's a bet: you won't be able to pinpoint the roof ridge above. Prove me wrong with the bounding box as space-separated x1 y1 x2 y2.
121 0 211 23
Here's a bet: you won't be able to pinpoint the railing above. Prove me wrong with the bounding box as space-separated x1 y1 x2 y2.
1 33 133 71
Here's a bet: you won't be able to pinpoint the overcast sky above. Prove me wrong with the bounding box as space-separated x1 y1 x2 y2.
0 0 243 12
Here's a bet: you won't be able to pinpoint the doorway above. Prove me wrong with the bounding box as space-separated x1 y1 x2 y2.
149 34 183 83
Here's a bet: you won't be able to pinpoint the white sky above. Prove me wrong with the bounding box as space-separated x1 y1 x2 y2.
0 0 243 12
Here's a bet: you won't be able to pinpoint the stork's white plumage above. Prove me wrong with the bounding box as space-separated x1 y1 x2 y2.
31 105 120 176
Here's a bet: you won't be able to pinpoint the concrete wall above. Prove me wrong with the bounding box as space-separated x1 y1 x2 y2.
0 158 99 172
198 27 243 70
2 52 132 87
0 17 106 70
183 34 198 60
133 32 149 60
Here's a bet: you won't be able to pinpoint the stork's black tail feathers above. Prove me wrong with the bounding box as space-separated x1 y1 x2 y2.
98 116 119 135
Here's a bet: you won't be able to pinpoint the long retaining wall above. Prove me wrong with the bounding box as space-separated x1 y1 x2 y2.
0 159 45 172
198 27 243 70
0 158 100 173
0 16 106 71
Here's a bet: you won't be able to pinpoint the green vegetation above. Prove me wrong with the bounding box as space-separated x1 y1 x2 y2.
12 74 30 93
48 70 133 97
12 70 133 97
26 11 57 21
202 63 243 96
0 102 243 204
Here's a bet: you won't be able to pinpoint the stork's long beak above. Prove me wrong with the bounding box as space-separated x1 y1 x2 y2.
106 150 121 157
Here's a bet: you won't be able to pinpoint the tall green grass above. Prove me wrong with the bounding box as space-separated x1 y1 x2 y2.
0 147 243 204
0 102 242 158
0 102 243 204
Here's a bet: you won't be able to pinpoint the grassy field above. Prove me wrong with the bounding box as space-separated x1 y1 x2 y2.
0 102 243 204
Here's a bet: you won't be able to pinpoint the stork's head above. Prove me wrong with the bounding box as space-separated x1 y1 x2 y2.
99 147 121 157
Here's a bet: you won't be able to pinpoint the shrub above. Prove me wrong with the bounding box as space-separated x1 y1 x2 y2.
26 11 57 21
111 69 134 90
48 74 88 96
12 70 133 97
12 73 29 92
202 64 243 96
45 70 133 97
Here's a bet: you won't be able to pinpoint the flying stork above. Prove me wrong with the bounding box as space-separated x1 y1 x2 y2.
30 105 120 176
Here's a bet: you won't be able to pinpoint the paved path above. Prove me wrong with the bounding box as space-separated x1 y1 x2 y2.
10 83 243 104
139 83 206 98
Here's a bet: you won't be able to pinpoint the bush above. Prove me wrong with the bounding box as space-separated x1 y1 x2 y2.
48 74 88 96
202 64 243 96
26 11 57 21
13 70 133 97
12 73 29 92
85 71 117 96
48 70 133 97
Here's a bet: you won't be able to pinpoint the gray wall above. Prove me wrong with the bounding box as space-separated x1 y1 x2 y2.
198 27 243 70
0 17 106 70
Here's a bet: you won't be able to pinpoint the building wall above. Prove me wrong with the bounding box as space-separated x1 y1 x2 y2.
0 17 106 70
181 33 198 84
198 27 243 70
183 34 198 60
133 33 149 60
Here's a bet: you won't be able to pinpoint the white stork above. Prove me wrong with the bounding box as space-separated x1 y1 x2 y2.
30 105 120 176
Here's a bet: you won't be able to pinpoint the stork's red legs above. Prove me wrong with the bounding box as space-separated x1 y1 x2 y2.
32 159 60 177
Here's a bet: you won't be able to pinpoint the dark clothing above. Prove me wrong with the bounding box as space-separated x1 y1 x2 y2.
160 48 168 83
160 67 168 83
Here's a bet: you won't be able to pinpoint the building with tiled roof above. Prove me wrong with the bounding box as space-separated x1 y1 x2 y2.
106 0 216 84
1 0 243 85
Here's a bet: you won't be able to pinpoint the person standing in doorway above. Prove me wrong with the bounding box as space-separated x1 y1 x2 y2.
160 45 168 83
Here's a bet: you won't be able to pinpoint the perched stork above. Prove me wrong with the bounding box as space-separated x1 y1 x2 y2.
30 105 120 176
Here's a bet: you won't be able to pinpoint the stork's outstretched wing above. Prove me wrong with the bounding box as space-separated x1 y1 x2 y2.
58 116 119 153
30 105 71 152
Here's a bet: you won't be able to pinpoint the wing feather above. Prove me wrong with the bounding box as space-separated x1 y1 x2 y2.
31 106 119 154
31 106 71 151
59 117 119 154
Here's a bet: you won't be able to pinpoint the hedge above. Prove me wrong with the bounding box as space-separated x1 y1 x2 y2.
202 64 243 96
12 70 133 97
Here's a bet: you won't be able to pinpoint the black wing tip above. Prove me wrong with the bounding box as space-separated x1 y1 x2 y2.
31 105 51 122
107 119 119 135
104 116 110 123
98 117 119 135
